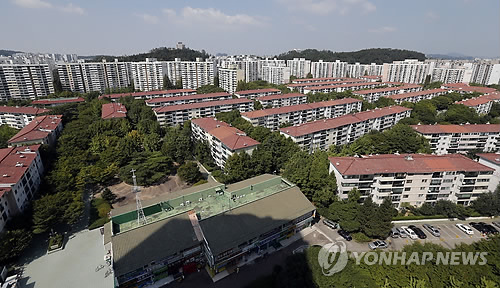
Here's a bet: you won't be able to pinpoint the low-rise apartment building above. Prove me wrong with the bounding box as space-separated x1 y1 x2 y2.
0 106 50 129
442 83 497 95
287 78 368 93
145 92 232 108
191 118 260 168
8 115 63 147
101 103 127 119
477 153 500 192
100 89 197 101
386 88 447 104
241 98 362 131
234 88 281 99
0 145 44 232
411 124 500 155
280 106 412 151
31 97 85 107
353 84 423 103
329 153 493 207
107 174 315 287
456 96 494 115
303 81 383 94
153 98 253 126
256 93 308 108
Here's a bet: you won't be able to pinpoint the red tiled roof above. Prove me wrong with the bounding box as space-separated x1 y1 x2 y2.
0 145 41 184
293 77 356 83
191 117 231 131
99 89 197 99
32 97 84 105
287 79 367 88
153 98 252 113
145 92 230 104
258 93 306 101
0 106 50 115
242 98 362 119
0 187 10 198
442 83 497 94
477 153 500 165
411 124 500 134
101 103 127 119
353 84 421 95
8 115 62 144
304 82 379 91
360 75 382 79
235 88 281 95
387 89 447 100
329 153 493 175
280 106 411 137
456 96 493 107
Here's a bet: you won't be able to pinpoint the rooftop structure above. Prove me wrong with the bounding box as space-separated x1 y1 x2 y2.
386 88 447 104
145 92 231 107
0 106 50 129
31 97 84 107
442 83 497 94
352 84 423 103
234 88 281 99
100 89 197 101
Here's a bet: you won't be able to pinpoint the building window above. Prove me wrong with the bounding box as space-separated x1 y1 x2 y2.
406 180 412 184
403 195 409 198
421 179 427 183
420 187 425 190
405 188 411 191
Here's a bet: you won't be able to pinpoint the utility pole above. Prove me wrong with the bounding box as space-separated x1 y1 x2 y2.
131 169 147 225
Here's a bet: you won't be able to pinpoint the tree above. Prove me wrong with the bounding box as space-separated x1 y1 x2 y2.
214 75 219 87
471 190 500 216
327 189 361 233
441 104 480 124
162 75 174 89
254 100 263 110
224 152 254 183
52 69 63 93
175 77 183 89
412 100 437 124
0 229 32 265
306 72 313 78
374 97 396 108
0 124 19 148
101 188 117 204
178 161 202 184
357 197 379 237
236 80 247 92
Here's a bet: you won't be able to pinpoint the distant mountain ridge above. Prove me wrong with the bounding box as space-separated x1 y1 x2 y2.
93 47 210 62
0 49 23 57
426 53 475 60
275 48 426 64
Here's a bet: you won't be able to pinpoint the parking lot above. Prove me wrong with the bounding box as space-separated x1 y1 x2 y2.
389 220 496 250
315 218 498 252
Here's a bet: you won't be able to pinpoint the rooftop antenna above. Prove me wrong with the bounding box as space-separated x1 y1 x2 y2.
131 169 147 225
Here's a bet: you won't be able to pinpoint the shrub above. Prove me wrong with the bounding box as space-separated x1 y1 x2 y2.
193 179 208 186
352 232 372 243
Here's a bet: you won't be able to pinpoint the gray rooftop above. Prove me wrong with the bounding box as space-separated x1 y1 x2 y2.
199 186 315 255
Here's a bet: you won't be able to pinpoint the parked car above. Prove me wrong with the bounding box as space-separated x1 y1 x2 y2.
492 221 500 229
469 222 488 234
391 227 400 238
396 227 407 238
423 224 440 237
409 225 427 239
338 229 352 241
369 240 388 250
323 219 339 230
401 226 418 240
479 222 499 235
456 223 474 235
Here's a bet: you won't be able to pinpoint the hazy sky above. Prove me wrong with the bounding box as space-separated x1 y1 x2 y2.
1 0 499 57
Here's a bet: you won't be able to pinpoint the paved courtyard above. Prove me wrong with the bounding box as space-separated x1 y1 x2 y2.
19 229 113 288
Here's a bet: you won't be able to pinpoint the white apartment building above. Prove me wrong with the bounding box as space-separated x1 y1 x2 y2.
311 60 347 78
241 98 362 131
287 58 311 78
0 106 50 129
470 62 500 85
329 153 493 207
191 117 260 168
234 88 281 99
130 58 164 91
220 58 259 82
58 61 132 93
353 84 423 103
456 96 494 115
0 145 44 232
256 93 308 108
381 59 431 84
387 88 447 104
260 65 291 85
218 65 244 94
0 64 54 100
292 77 352 84
477 153 500 192
145 92 232 108
164 58 215 90
280 106 412 152
153 98 253 126
8 115 63 147
411 124 500 155
347 63 383 78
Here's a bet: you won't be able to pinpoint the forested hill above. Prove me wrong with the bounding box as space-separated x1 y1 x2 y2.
0 49 22 56
93 47 210 62
276 48 426 64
